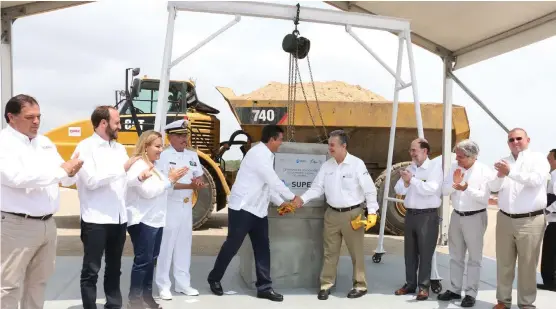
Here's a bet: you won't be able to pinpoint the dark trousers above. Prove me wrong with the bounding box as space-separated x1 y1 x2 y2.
540 222 556 287
127 223 163 304
80 220 127 309
404 209 439 290
208 209 272 291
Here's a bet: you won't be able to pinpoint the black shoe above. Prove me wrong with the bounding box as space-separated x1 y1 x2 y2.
537 283 556 291
208 280 224 296
318 289 330 300
437 290 462 301
347 288 367 299
257 289 283 302
143 295 163 309
461 295 476 307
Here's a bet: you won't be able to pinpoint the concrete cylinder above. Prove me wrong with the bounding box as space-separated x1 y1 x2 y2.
238 142 330 290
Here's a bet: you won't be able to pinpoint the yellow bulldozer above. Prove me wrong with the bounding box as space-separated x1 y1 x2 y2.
45 68 470 235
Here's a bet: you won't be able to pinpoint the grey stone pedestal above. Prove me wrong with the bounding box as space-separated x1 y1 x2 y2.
238 141 330 290
238 205 326 290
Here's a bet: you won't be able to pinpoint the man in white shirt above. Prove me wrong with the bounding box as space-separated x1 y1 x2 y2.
393 138 444 301
0 94 83 309
294 129 379 300
155 119 206 299
438 140 495 307
207 125 300 302
538 149 556 292
488 128 549 309
72 106 138 309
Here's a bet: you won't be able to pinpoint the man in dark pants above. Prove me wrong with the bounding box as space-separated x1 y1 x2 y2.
207 125 301 302
393 138 444 300
72 106 139 309
539 149 556 291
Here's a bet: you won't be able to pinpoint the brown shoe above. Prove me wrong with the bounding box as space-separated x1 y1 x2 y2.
416 288 429 301
492 302 510 309
394 283 416 295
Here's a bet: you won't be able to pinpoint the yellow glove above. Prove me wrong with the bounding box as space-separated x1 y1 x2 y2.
277 202 296 216
366 214 378 230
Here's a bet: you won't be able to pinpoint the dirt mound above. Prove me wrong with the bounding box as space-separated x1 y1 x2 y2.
235 81 386 102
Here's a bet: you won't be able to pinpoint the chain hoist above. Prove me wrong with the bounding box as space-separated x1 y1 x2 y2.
282 4 328 143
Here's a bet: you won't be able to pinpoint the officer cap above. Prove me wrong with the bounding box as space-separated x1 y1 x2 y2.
165 119 189 134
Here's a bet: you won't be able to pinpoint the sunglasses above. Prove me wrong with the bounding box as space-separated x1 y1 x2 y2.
508 137 523 143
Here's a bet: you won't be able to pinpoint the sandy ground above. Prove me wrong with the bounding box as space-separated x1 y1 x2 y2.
55 188 508 262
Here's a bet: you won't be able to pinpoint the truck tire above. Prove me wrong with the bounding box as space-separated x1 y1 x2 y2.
374 161 412 236
192 165 217 230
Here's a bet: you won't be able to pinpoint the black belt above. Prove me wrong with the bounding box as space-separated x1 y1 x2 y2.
500 209 544 219
454 208 486 216
406 208 437 214
329 204 361 212
2 211 53 221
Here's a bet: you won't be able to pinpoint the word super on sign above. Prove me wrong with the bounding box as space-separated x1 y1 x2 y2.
235 107 287 125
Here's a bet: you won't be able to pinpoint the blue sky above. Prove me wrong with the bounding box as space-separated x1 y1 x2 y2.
10 0 556 166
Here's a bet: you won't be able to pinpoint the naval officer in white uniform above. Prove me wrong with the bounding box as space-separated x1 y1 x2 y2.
155 119 206 300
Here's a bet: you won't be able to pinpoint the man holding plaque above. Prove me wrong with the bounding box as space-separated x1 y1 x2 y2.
295 129 379 300
155 119 206 300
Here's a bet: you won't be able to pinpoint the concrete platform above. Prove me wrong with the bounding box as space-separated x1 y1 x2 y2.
44 252 554 309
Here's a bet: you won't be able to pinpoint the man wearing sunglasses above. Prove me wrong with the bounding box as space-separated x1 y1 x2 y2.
488 128 550 309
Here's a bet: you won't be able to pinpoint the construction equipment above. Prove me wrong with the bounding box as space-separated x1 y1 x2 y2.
45 68 252 229
216 82 470 235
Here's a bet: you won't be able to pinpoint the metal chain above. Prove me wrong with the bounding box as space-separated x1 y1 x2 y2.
306 53 328 142
293 57 325 143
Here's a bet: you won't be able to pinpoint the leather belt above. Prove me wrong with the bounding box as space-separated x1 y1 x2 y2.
454 208 486 217
500 209 544 219
329 204 360 212
2 211 53 221
406 208 437 214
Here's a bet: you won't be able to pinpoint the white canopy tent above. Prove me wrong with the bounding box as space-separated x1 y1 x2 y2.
327 1 556 246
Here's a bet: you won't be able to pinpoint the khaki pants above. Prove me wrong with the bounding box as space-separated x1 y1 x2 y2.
1 212 57 309
496 211 545 309
320 206 366 291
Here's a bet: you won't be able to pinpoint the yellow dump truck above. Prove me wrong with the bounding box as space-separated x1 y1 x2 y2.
45 73 470 235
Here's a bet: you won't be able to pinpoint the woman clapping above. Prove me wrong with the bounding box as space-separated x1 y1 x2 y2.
125 130 187 309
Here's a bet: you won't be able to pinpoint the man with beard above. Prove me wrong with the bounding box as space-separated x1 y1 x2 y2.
72 106 139 309
155 119 207 300
393 138 444 301
489 128 549 309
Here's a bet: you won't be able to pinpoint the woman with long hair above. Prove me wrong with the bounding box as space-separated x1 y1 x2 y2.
125 130 187 309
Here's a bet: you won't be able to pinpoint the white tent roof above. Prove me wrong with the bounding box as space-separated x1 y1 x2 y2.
326 1 556 70
1 1 90 19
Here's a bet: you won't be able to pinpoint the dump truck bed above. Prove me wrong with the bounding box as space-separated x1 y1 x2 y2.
217 85 470 179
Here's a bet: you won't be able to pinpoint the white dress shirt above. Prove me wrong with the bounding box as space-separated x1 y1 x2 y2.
227 143 295 218
488 149 550 214
0 125 76 216
126 158 172 228
442 161 496 212
72 133 129 224
299 153 379 214
155 146 203 204
394 157 444 209
547 170 556 223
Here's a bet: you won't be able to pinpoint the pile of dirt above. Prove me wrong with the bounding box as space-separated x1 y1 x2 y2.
235 81 386 102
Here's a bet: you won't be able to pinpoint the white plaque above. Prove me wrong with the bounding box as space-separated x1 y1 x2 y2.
274 152 327 205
